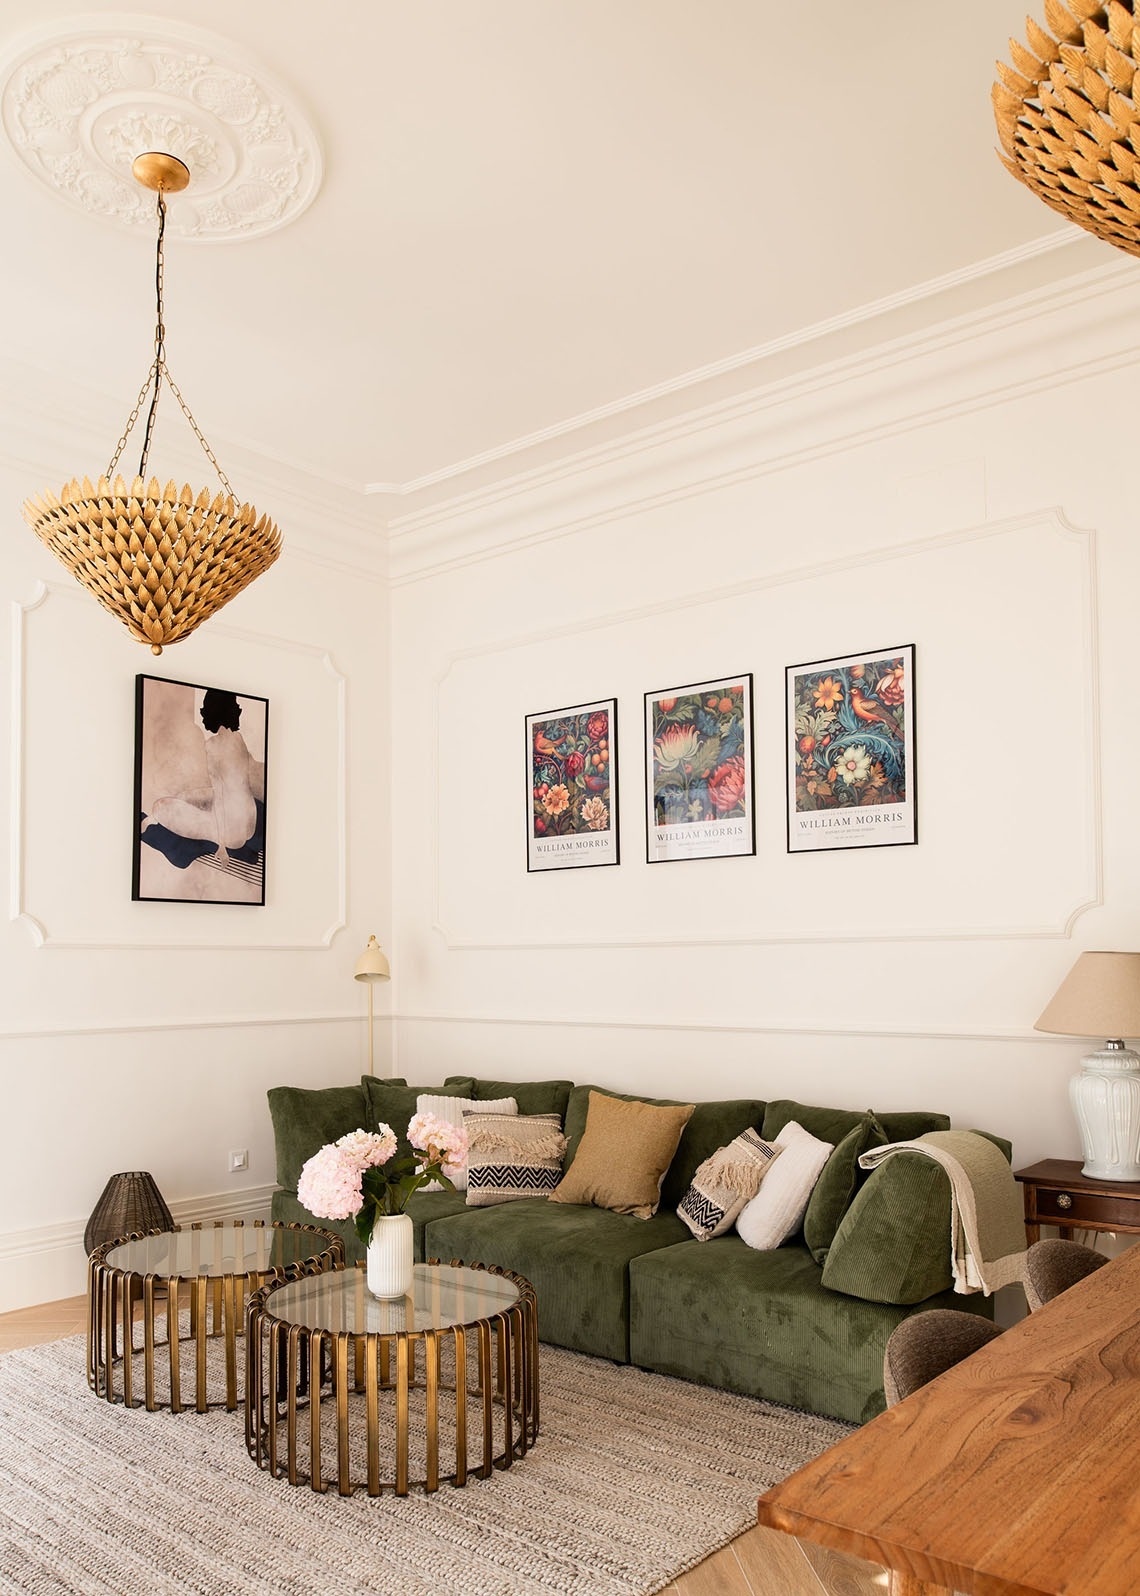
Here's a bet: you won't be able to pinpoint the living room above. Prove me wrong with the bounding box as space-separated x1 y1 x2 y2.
2 2 1138 1593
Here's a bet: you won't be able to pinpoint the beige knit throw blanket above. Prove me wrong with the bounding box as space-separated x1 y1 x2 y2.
858 1130 1026 1296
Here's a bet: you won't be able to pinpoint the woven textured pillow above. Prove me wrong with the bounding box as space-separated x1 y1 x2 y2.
735 1120 834 1250
547 1091 695 1219
414 1093 517 1190
677 1128 782 1241
465 1113 567 1207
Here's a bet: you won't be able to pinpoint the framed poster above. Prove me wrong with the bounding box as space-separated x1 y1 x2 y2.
644 674 754 863
133 674 268 904
786 644 916 852
526 698 619 871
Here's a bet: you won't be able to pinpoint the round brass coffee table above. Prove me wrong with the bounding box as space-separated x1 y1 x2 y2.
87 1220 343 1413
245 1260 538 1497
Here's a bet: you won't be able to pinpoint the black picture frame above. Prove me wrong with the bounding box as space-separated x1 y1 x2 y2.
526 697 619 871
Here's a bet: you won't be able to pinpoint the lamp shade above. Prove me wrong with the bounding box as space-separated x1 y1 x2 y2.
1035 952 1140 1039
354 934 390 983
84 1170 174 1256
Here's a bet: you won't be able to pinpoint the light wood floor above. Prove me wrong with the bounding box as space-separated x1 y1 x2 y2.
0 1296 886 1596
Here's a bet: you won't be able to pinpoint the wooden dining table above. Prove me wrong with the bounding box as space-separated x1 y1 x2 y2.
757 1241 1140 1596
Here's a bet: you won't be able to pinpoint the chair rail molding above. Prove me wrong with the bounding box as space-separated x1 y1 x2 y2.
10 581 348 951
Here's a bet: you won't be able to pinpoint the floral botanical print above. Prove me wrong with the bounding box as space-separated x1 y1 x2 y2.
786 646 916 852
526 699 619 870
645 676 754 862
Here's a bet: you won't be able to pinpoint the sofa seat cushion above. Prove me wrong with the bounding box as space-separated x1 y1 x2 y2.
628 1235 992 1426
423 1198 689 1363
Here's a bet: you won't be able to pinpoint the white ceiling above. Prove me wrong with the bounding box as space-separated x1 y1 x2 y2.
0 1 1119 501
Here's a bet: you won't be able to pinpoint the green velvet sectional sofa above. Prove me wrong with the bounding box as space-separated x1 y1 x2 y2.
268 1073 1007 1425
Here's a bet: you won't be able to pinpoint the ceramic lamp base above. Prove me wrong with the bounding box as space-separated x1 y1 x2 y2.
1070 1044 1140 1182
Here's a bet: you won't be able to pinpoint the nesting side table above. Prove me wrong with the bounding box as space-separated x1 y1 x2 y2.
87 1219 343 1413
245 1259 539 1497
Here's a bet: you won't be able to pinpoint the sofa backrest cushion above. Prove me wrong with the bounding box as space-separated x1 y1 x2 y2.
762 1098 952 1147
447 1076 574 1123
562 1086 767 1211
361 1075 475 1160
268 1082 370 1192
819 1130 1015 1304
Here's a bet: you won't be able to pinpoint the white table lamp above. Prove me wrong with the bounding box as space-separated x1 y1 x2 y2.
354 934 390 1076
1035 951 1140 1182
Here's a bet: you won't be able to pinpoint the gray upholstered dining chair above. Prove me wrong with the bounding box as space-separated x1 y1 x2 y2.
1023 1238 1108 1312
883 1308 1003 1407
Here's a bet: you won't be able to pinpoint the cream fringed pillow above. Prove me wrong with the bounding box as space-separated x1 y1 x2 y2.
677 1128 782 1241
465 1113 567 1207
548 1091 695 1219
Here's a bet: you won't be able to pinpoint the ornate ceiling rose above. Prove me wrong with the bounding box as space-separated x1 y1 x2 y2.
0 13 322 240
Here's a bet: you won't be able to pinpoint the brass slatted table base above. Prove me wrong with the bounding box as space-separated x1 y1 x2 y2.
245 1260 539 1497
87 1220 344 1413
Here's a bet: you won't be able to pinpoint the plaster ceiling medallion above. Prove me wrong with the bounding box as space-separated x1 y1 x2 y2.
0 14 322 239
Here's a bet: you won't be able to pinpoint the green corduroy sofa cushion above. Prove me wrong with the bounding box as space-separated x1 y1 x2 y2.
628 1234 994 1425
360 1075 475 1159
447 1076 574 1123
423 1197 689 1363
562 1086 767 1211
761 1098 952 1146
802 1112 888 1266
267 1082 371 1191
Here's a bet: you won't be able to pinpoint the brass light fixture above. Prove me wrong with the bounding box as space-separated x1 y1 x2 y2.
23 152 281 654
993 1 1140 261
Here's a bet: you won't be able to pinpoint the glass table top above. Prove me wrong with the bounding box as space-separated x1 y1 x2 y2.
104 1223 336 1277
261 1264 521 1336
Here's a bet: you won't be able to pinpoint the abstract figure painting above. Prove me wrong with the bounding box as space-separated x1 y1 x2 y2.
133 674 268 904
645 675 754 863
786 644 916 853
526 698 619 871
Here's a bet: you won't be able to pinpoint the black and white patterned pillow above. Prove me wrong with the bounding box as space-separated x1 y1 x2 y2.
465 1112 567 1207
677 1128 782 1241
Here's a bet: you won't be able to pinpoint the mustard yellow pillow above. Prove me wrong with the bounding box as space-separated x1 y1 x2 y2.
548 1090 695 1219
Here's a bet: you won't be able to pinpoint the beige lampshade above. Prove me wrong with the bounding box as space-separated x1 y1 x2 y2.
354 934 390 983
1035 953 1140 1040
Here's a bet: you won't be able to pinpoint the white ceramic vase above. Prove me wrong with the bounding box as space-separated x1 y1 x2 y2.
367 1212 414 1298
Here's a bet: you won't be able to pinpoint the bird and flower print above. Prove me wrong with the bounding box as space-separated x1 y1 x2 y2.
786 645 916 851
526 698 619 871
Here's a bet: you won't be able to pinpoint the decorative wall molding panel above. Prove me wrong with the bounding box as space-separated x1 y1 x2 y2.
10 582 347 950
0 1011 360 1043
431 510 1101 950
0 15 322 239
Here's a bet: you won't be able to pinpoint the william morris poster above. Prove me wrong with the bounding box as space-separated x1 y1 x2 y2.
133 674 268 904
786 644 916 852
644 675 754 863
526 698 619 871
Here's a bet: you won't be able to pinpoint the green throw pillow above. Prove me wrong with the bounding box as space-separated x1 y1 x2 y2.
361 1075 475 1159
449 1076 574 1123
803 1111 888 1265
820 1152 954 1304
267 1083 370 1191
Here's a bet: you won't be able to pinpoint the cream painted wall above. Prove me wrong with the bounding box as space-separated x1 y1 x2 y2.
0 430 392 1312
387 262 1140 1177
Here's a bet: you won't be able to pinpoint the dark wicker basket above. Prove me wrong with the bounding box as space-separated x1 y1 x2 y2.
84 1171 175 1256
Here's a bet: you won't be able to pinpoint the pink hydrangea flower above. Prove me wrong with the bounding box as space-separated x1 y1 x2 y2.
407 1111 469 1170
296 1127 396 1220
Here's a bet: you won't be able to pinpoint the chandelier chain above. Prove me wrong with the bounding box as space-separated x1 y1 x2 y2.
104 186 235 500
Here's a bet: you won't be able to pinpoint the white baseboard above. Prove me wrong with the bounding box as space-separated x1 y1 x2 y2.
0 1183 277 1316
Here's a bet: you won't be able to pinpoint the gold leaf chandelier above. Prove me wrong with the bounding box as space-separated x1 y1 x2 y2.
23 153 281 655
993 1 1140 260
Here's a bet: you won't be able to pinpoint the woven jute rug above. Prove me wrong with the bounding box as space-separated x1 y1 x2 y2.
0 1333 850 1596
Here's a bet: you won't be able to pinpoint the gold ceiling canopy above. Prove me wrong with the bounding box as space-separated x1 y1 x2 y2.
993 0 1140 261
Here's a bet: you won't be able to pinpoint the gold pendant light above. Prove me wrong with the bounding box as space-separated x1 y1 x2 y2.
23 152 281 655
993 1 1140 261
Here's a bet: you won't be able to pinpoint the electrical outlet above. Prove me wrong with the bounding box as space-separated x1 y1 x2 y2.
228 1148 248 1174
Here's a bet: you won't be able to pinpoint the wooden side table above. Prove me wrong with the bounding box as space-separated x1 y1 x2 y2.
1013 1158 1140 1244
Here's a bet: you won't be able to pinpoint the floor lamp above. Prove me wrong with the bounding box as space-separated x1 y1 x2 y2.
354 935 391 1076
